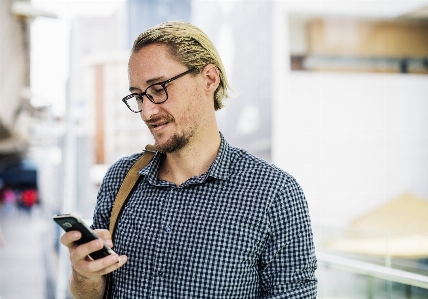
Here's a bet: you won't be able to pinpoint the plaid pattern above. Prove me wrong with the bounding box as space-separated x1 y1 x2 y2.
92 134 317 298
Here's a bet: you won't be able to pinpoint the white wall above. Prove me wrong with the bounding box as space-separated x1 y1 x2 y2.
0 0 30 146
273 71 428 228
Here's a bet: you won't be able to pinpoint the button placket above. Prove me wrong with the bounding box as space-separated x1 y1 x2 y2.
161 187 178 235
149 187 175 297
152 186 178 293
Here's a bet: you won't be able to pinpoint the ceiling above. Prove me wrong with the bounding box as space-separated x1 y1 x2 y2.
286 1 428 20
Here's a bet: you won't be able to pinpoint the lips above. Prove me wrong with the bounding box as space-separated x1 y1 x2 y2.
150 122 168 131
151 121 167 128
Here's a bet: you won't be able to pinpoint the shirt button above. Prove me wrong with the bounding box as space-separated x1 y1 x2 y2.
157 270 163 277
165 226 171 233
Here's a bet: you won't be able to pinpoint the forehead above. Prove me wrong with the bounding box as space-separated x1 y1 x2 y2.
128 44 182 79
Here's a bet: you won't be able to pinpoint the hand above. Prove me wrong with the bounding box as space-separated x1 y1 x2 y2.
60 229 128 280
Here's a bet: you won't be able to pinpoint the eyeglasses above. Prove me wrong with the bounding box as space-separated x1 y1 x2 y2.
122 68 195 113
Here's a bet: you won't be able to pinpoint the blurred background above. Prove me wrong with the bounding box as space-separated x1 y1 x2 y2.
1 0 428 298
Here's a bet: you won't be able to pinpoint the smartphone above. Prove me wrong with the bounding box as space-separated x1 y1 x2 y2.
53 213 115 260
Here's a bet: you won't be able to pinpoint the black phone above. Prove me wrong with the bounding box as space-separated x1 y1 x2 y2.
53 213 115 260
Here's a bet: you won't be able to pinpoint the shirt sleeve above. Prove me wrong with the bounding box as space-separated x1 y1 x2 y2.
259 176 318 298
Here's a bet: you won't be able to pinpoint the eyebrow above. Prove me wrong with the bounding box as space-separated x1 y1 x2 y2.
129 75 167 93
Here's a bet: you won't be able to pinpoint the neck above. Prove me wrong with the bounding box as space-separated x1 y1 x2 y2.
158 129 221 186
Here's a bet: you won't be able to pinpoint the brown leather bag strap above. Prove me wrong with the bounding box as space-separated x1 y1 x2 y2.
108 144 156 236
103 144 156 299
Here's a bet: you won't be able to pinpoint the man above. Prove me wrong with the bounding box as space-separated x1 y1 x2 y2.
60 21 317 298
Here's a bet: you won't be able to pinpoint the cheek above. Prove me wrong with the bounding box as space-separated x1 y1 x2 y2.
179 100 198 126
188 87 206 119
172 82 206 127
179 86 203 118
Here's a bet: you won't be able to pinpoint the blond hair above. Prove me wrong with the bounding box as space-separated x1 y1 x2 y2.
132 21 230 110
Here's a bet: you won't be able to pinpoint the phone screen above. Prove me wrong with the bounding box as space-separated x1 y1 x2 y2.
53 213 115 260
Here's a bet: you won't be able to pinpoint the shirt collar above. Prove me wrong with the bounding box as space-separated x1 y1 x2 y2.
138 132 231 185
205 132 230 181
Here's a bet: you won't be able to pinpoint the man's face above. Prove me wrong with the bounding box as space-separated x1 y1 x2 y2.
128 44 205 153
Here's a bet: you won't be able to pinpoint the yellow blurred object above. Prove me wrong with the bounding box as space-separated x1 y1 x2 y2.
324 233 428 258
307 19 428 58
352 193 428 235
323 193 428 258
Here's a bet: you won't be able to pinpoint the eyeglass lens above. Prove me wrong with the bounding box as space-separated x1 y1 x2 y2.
125 83 167 112
125 95 141 112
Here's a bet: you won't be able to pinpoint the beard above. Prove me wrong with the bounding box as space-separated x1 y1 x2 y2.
146 115 196 154
155 131 192 153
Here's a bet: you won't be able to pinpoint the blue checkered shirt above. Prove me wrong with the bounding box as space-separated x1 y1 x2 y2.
92 134 317 298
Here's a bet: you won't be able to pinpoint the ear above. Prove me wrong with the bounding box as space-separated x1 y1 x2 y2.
201 64 220 93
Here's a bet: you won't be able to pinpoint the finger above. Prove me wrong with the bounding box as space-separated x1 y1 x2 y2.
60 230 82 248
74 254 128 279
93 229 113 248
93 229 111 241
70 239 104 263
105 239 114 249
94 255 128 276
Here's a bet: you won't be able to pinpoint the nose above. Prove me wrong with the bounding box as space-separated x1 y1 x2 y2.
141 95 160 120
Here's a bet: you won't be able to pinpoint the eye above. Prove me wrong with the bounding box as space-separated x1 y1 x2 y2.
148 84 166 96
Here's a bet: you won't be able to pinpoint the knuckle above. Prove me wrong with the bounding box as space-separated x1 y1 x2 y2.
60 231 81 247
59 233 71 246
85 261 98 273
91 239 102 250
69 248 81 263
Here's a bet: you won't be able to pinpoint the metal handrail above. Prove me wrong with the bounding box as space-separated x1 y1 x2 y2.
317 251 428 289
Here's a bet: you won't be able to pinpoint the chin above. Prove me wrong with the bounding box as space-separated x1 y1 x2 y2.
154 133 189 154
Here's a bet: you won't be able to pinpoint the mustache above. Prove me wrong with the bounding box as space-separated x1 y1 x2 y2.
144 115 174 126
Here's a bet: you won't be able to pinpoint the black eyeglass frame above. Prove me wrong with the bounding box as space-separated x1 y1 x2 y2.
122 68 195 113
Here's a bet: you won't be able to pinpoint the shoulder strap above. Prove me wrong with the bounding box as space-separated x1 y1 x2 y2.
108 144 156 236
104 144 155 299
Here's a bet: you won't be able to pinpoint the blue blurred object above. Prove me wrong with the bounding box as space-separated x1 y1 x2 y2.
0 159 37 186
